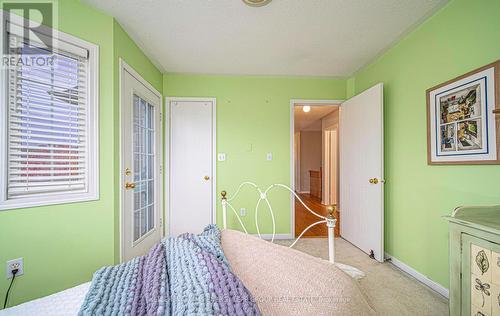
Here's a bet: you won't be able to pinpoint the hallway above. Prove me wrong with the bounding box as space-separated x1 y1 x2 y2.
295 192 340 238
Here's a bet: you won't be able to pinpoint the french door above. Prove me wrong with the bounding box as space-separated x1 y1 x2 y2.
121 62 162 261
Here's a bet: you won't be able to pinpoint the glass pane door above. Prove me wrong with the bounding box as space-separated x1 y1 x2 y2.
133 94 156 242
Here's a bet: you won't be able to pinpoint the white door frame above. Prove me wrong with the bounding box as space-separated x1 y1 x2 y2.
165 97 217 237
323 123 339 205
289 99 342 237
119 59 164 262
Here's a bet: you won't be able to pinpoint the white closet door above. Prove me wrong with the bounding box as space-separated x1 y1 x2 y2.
169 99 214 237
340 83 384 262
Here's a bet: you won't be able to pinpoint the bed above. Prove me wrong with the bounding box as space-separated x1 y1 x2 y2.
0 183 375 315
0 283 91 316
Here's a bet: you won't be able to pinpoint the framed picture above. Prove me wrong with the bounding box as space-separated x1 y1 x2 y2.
426 60 500 165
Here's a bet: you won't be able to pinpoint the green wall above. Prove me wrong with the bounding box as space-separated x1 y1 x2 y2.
3 0 498 306
163 74 345 233
350 0 500 289
0 0 162 306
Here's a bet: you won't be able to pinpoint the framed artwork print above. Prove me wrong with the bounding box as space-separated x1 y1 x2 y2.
426 60 500 165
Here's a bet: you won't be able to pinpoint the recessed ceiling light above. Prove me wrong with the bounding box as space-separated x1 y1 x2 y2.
242 0 272 7
303 106 311 113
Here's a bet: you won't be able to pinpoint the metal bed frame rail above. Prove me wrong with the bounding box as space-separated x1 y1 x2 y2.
220 182 337 263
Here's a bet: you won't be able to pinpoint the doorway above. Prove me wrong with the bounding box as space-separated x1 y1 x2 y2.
290 84 384 262
120 60 163 262
291 100 341 238
166 97 216 237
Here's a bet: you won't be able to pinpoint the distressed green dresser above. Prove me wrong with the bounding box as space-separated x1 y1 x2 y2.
445 205 500 316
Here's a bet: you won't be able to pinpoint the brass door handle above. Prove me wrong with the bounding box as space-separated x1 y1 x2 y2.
204 176 210 181
369 178 379 184
125 182 136 189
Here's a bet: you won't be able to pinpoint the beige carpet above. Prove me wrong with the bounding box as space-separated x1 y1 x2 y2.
275 238 449 316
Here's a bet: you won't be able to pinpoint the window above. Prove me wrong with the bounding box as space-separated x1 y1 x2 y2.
0 18 99 210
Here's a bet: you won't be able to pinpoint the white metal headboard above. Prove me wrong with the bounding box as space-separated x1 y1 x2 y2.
220 182 337 262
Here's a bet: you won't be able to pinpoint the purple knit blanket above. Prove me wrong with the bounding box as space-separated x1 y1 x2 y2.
79 225 260 315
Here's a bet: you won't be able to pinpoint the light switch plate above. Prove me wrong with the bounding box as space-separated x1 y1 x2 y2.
240 208 247 217
266 153 273 161
217 153 226 161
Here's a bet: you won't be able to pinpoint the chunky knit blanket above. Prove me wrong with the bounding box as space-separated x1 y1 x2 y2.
79 225 260 316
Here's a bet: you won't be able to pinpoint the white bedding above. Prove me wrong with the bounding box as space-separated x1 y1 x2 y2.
0 282 90 316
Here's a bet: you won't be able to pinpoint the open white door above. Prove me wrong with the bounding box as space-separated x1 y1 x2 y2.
340 83 384 262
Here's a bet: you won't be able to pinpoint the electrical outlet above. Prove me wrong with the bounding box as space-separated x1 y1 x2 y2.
266 153 273 161
217 153 226 161
240 208 247 217
6 258 23 279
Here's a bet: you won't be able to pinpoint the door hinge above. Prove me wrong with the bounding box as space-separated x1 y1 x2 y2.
160 112 163 122
159 165 163 174
160 218 163 227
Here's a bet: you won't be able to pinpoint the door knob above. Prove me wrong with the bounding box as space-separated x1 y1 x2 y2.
125 182 136 189
369 178 379 184
204 176 210 181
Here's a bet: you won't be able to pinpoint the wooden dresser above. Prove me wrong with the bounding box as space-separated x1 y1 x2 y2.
309 170 322 199
445 205 500 316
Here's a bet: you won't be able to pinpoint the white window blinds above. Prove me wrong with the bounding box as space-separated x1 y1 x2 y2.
6 34 90 199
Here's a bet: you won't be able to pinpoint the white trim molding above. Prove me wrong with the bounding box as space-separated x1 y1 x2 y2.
385 253 449 299
289 99 343 237
290 99 344 106
254 234 293 240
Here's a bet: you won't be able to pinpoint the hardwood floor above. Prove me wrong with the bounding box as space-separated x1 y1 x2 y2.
295 193 340 238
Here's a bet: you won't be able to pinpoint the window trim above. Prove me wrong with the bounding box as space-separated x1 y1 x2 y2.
0 15 99 211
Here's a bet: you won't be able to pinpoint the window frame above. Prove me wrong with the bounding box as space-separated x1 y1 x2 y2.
0 14 99 210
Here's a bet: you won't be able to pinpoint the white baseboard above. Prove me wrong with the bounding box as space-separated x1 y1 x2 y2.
385 253 449 299
252 233 293 240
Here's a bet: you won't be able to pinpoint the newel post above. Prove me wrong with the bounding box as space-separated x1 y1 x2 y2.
326 205 337 263
221 191 227 229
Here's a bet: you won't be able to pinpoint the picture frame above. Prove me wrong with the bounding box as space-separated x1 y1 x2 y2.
426 60 500 165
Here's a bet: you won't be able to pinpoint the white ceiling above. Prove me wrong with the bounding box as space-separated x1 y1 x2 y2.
294 106 337 132
83 0 447 77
